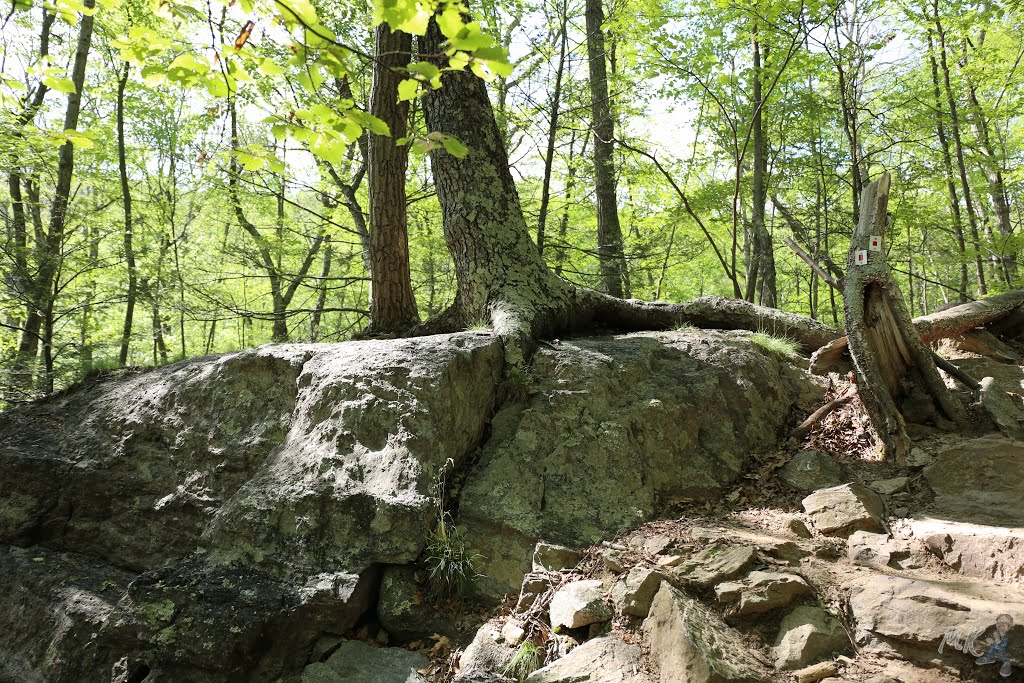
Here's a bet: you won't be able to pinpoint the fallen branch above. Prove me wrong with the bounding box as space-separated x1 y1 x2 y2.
783 237 843 292
793 384 856 439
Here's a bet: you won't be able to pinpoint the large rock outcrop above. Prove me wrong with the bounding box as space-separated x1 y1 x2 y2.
0 330 819 681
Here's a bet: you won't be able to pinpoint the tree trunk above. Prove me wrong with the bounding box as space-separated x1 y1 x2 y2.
117 62 137 366
584 0 628 297
745 27 776 307
536 0 569 256
366 24 419 334
933 0 985 295
420 15 838 367
843 173 966 462
38 0 96 393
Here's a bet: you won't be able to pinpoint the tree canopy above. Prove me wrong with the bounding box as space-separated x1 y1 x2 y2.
2 0 1024 401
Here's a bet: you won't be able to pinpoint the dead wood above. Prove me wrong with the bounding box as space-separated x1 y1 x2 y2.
843 173 967 462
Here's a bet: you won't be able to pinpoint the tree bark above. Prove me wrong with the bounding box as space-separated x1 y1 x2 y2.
584 0 628 297
536 0 569 256
843 173 966 462
420 15 838 367
745 27 776 307
366 24 419 334
933 0 986 295
117 61 137 366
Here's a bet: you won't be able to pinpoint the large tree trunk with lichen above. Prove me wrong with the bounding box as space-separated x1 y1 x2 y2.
843 173 966 462
420 18 838 366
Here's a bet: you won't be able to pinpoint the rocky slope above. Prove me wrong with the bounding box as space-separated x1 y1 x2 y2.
0 330 823 682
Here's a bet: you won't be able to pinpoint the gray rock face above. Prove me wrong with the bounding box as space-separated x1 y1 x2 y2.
924 434 1024 525
459 619 517 674
779 450 845 493
0 330 821 680
458 331 824 596
774 606 851 670
849 573 1024 667
979 376 1024 440
643 583 771 683
715 571 812 617
911 517 1024 584
669 544 758 590
549 579 611 629
301 640 428 683
611 567 665 618
524 636 652 683
377 565 457 641
802 483 885 537
0 336 501 682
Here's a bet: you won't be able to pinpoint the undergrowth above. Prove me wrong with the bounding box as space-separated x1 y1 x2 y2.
424 458 480 600
500 640 542 682
750 331 801 358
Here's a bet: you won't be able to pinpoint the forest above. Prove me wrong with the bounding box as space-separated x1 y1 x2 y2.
1 0 1022 402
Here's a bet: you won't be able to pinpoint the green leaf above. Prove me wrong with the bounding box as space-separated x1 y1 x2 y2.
43 75 76 93
345 108 390 136
397 78 419 102
236 151 264 171
258 58 285 77
439 134 468 158
310 133 345 164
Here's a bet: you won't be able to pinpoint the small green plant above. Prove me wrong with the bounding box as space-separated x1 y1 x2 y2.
750 331 801 358
466 318 492 332
673 322 698 332
501 640 542 682
503 365 533 401
425 459 480 600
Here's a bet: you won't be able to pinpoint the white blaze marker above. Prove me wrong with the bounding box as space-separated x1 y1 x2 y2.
869 236 882 252
855 250 868 266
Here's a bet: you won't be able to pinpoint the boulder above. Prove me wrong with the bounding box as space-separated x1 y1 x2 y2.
924 434 1024 525
549 580 611 629
979 376 1024 440
910 517 1024 584
715 571 812 617
846 532 924 570
669 544 758 590
774 606 851 670
532 542 581 573
302 640 428 683
524 636 652 683
611 567 665 618
460 619 517 674
0 336 501 682
516 573 551 612
458 331 825 597
802 484 885 537
779 450 845 493
643 583 771 683
849 573 1024 667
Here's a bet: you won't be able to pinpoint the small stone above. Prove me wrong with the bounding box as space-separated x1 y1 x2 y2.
602 550 626 574
785 516 813 539
669 544 757 589
715 571 812 617
643 534 674 555
501 620 525 645
611 567 665 618
533 542 581 573
794 661 839 683
549 580 611 629
892 507 909 518
802 483 885 537
774 606 850 670
846 531 894 569
869 477 909 496
906 447 932 468
516 573 550 612
656 555 684 567
779 450 846 493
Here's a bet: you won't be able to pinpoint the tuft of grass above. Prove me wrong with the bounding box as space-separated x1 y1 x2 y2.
673 322 698 332
466 319 492 332
750 331 801 358
424 459 480 600
501 640 542 682
503 365 533 401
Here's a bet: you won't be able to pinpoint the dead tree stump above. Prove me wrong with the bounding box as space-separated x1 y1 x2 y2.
843 173 967 462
